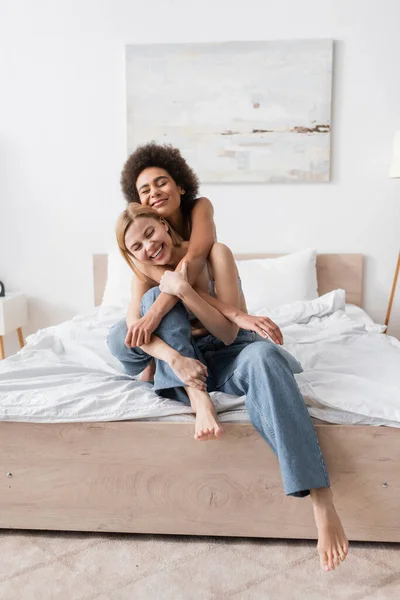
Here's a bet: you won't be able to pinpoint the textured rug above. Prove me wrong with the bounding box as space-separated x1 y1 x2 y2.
1 530 399 599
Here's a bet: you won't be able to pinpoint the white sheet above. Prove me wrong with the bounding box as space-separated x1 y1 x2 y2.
1 289 399 426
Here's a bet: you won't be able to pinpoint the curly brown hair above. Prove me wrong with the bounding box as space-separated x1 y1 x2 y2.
120 142 200 238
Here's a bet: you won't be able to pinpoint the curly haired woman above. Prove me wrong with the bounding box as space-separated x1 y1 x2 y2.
118 142 283 381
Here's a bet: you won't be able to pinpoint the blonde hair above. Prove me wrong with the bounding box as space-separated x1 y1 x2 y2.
116 204 183 280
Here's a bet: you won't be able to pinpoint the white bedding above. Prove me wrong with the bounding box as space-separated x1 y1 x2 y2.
1 289 399 427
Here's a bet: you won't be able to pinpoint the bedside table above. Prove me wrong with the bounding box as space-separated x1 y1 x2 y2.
0 293 28 359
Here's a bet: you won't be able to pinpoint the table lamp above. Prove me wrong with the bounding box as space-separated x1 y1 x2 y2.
385 131 400 331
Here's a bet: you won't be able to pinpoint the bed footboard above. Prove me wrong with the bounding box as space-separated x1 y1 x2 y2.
1 421 399 542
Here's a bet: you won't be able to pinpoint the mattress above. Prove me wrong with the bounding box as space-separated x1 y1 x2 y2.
1 289 399 427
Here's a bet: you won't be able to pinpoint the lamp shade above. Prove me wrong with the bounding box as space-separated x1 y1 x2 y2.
389 131 400 178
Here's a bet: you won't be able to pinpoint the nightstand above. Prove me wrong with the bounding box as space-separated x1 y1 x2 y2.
0 293 28 359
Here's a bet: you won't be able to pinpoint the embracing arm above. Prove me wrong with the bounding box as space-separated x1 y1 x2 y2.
179 287 239 346
129 197 217 346
151 196 215 289
160 243 284 345
161 245 241 345
195 290 283 345
181 196 216 278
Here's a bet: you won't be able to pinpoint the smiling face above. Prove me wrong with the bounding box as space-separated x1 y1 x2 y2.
135 167 184 219
124 216 173 266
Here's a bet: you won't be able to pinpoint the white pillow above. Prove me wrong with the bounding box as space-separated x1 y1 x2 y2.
235 248 318 314
101 246 133 308
102 245 318 312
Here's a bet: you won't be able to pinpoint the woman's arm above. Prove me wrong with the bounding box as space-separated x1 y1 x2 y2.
181 196 216 280
160 243 284 345
128 197 217 346
160 245 241 345
125 274 207 390
195 290 283 345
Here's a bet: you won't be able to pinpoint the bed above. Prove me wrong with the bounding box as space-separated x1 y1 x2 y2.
1 253 400 542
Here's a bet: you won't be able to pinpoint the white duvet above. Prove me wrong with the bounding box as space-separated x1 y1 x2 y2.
1 290 399 426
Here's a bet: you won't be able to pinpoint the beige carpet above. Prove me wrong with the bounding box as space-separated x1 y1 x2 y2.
1 530 399 600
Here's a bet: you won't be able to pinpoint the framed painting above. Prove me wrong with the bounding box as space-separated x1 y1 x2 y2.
126 39 333 183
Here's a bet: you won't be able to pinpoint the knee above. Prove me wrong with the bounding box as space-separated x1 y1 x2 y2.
140 286 161 315
141 286 191 327
107 318 128 358
243 341 279 366
244 341 302 375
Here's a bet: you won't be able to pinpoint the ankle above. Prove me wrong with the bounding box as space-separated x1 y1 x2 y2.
310 487 334 507
184 387 213 411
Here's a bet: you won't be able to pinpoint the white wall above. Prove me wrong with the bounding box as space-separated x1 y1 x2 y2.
1 0 399 356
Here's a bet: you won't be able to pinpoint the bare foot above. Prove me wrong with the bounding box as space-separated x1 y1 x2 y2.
140 360 156 382
310 487 349 572
184 386 224 441
195 404 224 441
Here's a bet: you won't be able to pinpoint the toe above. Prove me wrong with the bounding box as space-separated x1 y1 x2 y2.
333 552 340 567
327 552 334 571
320 552 330 572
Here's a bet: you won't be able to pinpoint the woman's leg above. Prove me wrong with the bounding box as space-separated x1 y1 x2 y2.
140 360 156 382
207 336 348 571
309 487 348 571
140 287 224 439
138 287 208 403
107 318 153 377
184 387 224 440
217 340 330 496
112 287 223 439
108 287 203 399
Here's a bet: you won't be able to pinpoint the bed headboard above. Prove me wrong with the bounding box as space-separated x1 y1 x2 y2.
93 253 363 307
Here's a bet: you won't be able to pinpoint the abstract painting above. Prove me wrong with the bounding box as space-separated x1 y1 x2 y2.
126 39 333 183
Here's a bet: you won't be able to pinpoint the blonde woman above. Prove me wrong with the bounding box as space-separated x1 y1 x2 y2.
107 204 349 573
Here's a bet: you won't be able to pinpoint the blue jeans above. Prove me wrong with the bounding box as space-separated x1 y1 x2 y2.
107 287 330 497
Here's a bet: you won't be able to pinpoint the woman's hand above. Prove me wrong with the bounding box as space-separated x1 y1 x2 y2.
169 354 208 391
234 312 284 345
125 311 162 347
160 261 189 297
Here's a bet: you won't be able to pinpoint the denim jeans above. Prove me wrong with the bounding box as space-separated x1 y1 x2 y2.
107 287 330 497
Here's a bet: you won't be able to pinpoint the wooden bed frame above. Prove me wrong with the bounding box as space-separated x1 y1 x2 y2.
1 254 399 542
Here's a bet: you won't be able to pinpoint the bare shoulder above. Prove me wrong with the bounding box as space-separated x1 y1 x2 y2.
209 242 235 262
193 196 214 213
208 243 237 277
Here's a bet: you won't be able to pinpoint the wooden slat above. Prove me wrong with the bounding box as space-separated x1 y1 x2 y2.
316 254 363 306
93 254 109 307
